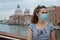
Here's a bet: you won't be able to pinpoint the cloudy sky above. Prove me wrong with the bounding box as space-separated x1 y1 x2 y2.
0 0 60 20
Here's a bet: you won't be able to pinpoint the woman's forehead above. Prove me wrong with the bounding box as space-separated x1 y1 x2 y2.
40 8 47 12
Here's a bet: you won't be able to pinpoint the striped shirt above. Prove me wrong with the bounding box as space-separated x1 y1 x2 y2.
28 22 55 40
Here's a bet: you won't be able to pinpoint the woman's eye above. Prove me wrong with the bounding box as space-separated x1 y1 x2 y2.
45 12 47 14
42 12 44 14
42 12 47 14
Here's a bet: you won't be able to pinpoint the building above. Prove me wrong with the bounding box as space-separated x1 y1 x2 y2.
8 5 32 25
15 5 23 15
8 15 22 25
8 5 23 25
23 9 32 25
47 6 60 26
8 15 24 25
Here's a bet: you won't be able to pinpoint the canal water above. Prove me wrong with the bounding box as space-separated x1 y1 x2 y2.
0 24 60 40
0 24 28 37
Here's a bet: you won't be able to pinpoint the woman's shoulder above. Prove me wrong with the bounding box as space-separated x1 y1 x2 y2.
29 23 35 26
48 22 55 31
28 23 35 30
48 22 54 27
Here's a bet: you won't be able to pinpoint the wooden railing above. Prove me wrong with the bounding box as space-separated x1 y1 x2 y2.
0 31 27 40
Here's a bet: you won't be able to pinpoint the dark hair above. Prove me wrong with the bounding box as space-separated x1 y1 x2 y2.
31 5 47 24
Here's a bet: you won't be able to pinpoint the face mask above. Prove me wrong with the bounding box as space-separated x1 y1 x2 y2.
40 13 48 21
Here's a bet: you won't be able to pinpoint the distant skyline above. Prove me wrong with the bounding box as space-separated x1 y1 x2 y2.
0 0 60 20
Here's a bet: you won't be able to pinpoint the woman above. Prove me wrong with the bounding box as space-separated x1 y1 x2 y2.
27 5 55 40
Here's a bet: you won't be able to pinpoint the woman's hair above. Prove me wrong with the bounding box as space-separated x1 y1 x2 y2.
31 5 47 24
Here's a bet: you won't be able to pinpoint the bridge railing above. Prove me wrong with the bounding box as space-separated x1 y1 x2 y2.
0 31 27 40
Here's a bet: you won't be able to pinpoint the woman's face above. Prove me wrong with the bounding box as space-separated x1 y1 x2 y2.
37 8 48 21
39 8 48 15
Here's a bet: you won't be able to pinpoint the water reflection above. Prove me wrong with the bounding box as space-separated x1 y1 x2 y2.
0 24 28 37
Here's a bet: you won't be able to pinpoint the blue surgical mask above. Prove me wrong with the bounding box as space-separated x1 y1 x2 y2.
40 13 48 21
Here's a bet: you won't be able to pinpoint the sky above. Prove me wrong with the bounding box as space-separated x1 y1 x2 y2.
0 0 60 20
